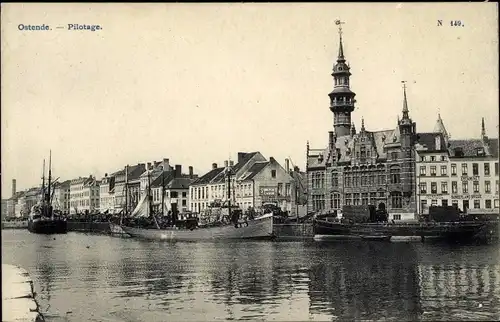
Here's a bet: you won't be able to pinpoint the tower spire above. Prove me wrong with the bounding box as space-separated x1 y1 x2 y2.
402 81 409 119
335 19 345 61
361 117 365 132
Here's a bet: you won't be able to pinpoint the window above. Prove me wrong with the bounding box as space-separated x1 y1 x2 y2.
277 183 283 196
420 156 425 162
462 164 468 175
430 166 437 176
496 180 499 193
463 200 469 210
391 192 402 208
345 193 352 206
496 163 499 176
451 164 457 176
390 167 401 184
182 199 187 206
391 152 398 160
484 163 490 176
362 193 369 205
431 156 436 162
441 156 446 162
271 170 276 178
494 199 499 208
462 182 468 193
420 166 426 176
285 183 291 196
485 181 491 193
379 175 386 185
393 214 401 220
452 181 458 193
472 163 479 175
452 200 458 208
473 200 480 209
171 191 178 198
331 193 340 209
431 182 437 194
485 200 492 209
440 166 447 176
431 199 438 206
441 182 448 194
473 181 479 193
353 193 360 206
441 199 448 206
331 171 338 187
419 182 427 194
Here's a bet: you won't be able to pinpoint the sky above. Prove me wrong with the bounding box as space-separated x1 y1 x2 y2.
1 3 498 198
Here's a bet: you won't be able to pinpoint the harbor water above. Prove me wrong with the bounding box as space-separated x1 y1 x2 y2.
2 229 500 321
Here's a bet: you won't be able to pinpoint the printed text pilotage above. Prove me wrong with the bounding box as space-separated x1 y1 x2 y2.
17 24 103 31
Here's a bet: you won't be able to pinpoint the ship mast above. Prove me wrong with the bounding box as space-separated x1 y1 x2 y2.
121 165 129 225
48 150 53 219
161 169 165 216
41 159 46 203
148 168 160 229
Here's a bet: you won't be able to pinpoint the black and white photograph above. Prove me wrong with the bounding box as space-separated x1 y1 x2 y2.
1 3 499 321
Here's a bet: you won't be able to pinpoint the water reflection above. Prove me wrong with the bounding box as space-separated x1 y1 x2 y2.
2 230 500 321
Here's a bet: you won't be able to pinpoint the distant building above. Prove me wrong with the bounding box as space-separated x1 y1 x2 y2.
1 199 8 220
99 173 115 213
150 165 196 214
417 116 499 214
53 180 71 214
113 163 147 214
69 176 100 214
189 152 298 215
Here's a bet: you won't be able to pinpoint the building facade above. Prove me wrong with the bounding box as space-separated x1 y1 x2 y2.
53 180 71 214
99 174 115 213
306 26 418 221
69 176 100 214
189 152 299 215
418 116 499 214
150 166 195 215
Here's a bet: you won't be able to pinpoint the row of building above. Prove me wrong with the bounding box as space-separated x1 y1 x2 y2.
3 154 308 218
305 23 499 221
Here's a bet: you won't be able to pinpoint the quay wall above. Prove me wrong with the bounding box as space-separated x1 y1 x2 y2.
2 220 28 229
273 223 314 240
2 264 44 322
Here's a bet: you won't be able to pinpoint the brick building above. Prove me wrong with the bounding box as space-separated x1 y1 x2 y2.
306 24 418 221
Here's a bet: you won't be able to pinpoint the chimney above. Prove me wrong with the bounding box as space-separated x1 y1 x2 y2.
163 158 170 171
294 166 300 172
175 165 182 177
189 166 194 179
212 163 218 169
105 173 108 177
329 131 334 150
270 157 275 163
238 152 246 163
12 179 16 197
147 162 152 170
154 161 160 168
224 160 229 168
285 159 290 173
435 135 441 151
229 161 234 167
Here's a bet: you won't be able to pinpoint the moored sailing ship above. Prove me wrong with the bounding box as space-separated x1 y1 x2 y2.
120 160 275 241
28 151 68 234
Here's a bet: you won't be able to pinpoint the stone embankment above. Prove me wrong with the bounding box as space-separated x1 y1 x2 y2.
2 264 44 322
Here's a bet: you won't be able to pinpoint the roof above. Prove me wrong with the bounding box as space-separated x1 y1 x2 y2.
231 152 259 175
240 161 269 181
167 178 193 189
415 132 448 152
448 138 499 158
150 172 175 188
192 167 225 185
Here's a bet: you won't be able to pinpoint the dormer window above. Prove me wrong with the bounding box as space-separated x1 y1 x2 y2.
476 147 485 156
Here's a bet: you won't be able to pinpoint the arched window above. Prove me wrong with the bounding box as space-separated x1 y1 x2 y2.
331 170 338 188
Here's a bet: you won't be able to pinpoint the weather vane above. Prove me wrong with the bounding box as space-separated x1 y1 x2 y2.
401 80 407 90
335 19 345 36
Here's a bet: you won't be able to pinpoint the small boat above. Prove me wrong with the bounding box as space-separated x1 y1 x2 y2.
28 151 68 235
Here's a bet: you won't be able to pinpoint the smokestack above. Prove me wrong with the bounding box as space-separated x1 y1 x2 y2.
212 163 218 169
12 179 16 197
175 165 181 177
285 159 290 173
224 161 229 168
189 166 194 179
163 158 170 171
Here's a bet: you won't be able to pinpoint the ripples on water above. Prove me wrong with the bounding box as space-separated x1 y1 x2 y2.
2 230 500 321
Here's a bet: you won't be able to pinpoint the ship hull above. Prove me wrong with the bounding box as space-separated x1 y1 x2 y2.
313 219 497 243
27 218 67 234
109 222 130 236
121 214 274 241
